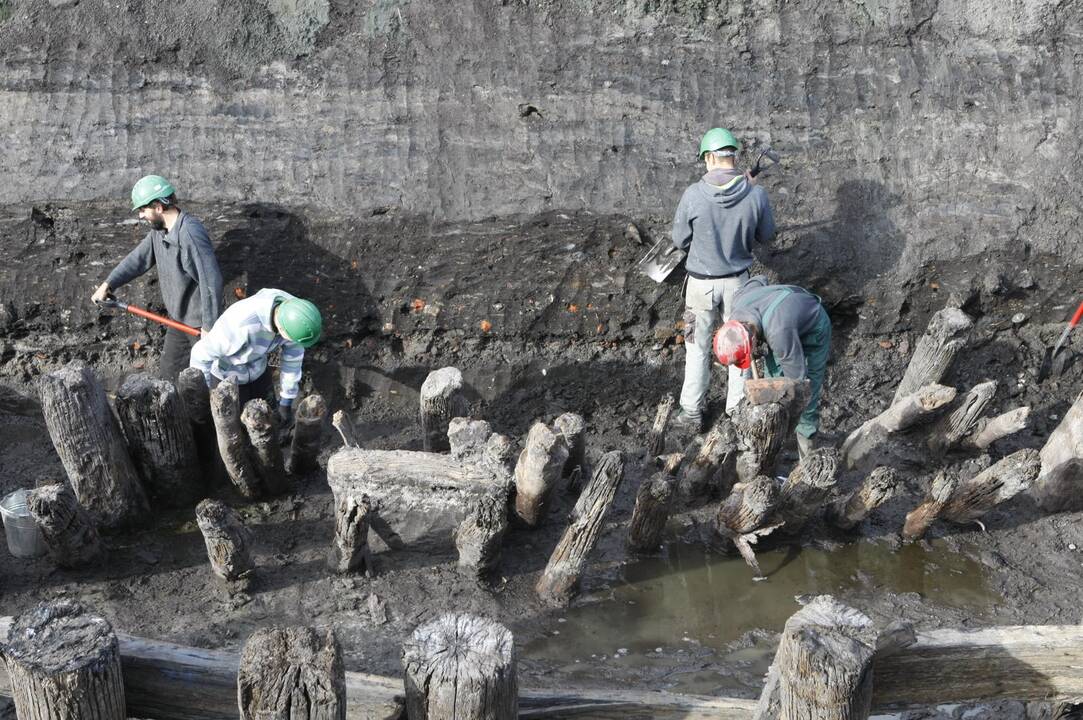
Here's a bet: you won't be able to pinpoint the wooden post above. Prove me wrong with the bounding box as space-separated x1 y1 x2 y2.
892 307 972 404
902 472 958 542
965 406 1030 450
646 393 676 457
403 614 517 720
241 399 289 496
238 626 345 720
826 467 899 531
327 494 372 575
448 417 494 462
455 494 508 578
2 600 126 720
627 472 675 554
195 499 255 592
514 422 569 527
733 402 789 484
927 380 996 453
535 451 625 607
420 367 467 452
679 415 738 499
177 367 221 485
842 384 957 470
941 448 1041 525
716 476 782 577
332 409 360 448
554 412 587 481
754 596 880 720
114 372 202 507
778 448 841 536
38 360 148 530
290 394 327 475
1035 392 1083 512
209 380 262 499
26 483 103 568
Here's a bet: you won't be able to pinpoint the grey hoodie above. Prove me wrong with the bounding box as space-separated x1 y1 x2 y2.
671 170 775 278
730 275 824 380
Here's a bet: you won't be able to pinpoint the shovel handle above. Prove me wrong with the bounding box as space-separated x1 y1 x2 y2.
100 298 201 337
1070 300 1083 328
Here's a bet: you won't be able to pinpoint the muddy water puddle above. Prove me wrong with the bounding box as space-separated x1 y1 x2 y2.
525 539 999 695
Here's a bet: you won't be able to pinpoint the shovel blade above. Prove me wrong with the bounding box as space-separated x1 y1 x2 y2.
637 238 686 284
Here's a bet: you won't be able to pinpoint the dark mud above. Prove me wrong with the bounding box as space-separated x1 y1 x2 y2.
1 201 1083 709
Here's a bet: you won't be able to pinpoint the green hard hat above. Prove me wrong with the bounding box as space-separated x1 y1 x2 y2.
131 175 176 211
698 128 742 159
276 298 323 348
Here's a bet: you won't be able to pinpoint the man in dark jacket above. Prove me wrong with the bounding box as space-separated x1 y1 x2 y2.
671 128 775 431
713 275 832 456
91 175 223 381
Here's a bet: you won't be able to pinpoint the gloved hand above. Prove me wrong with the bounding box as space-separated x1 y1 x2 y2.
277 400 295 430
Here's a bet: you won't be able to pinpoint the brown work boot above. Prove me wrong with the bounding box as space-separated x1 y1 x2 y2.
671 409 704 434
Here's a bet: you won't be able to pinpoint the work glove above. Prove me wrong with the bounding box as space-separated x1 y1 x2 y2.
277 400 295 430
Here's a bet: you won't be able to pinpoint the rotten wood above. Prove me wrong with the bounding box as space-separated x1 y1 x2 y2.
403 614 517 720
715 476 782 577
327 494 372 575
448 417 493 462
332 409 360 448
842 384 957 471
646 393 676 457
627 473 675 554
1035 391 1083 512
177 366 222 485
514 422 569 527
554 412 587 480
419 367 468 452
928 379 996 453
826 467 899 531
114 372 202 507
902 472 958 542
733 402 789 484
965 406 1030 451
241 399 289 496
455 493 509 578
209 380 262 499
742 378 811 421
892 306 973 404
290 393 327 475
777 447 841 536
38 360 148 530
2 601 125 720
238 626 345 720
536 451 625 607
680 415 738 499
26 483 103 569
195 499 255 592
940 448 1041 525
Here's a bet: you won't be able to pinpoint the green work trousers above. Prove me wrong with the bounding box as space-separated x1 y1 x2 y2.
764 308 832 438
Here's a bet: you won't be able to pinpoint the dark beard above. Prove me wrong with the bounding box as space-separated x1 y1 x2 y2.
149 217 166 231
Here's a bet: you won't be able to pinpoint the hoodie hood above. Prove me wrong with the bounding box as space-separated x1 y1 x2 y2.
697 169 752 208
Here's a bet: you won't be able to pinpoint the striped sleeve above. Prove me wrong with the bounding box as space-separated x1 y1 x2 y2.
278 343 305 401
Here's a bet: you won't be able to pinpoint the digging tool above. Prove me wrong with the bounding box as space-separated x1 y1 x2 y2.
99 297 201 337
1039 299 1083 380
637 146 782 284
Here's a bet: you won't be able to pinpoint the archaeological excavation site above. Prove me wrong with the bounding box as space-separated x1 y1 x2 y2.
2 0 1083 718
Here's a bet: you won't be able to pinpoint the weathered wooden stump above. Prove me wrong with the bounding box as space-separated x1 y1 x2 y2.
679 415 738 499
928 380 996 453
646 393 676 457
238 626 345 720
195 499 255 591
331 409 360 448
777 448 841 536
114 372 202 507
733 402 789 483
826 467 899 531
627 455 681 555
455 494 508 578
842 384 957 471
902 472 958 542
177 366 222 484
554 412 587 481
536 451 625 607
420 367 468 452
26 483 103 568
514 422 569 527
327 494 372 574
716 476 782 577
892 306 972 404
290 393 327 475
209 380 262 499
403 614 517 720
2 600 125 720
941 448 1041 526
39 360 148 530
449 417 494 461
241 399 290 496
1035 393 1083 512
965 406 1030 450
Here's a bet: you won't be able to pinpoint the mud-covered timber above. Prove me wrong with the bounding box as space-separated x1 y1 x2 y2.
26 483 103 568
826 466 899 531
715 476 781 577
241 399 289 496
680 415 738 498
2 601 126 720
114 372 202 507
514 421 569 526
455 494 508 578
1034 391 1083 512
902 472 958 542
646 393 676 457
403 614 517 720
177 367 220 478
733 402 789 483
928 380 996 453
38 360 148 530
777 447 841 536
965 406 1030 450
290 393 327 474
195 499 255 592
419 367 467 452
536 451 625 607
327 494 372 574
332 409 360 448
627 455 681 554
554 411 587 481
841 384 958 471
238 626 346 720
892 306 973 404
208 380 262 499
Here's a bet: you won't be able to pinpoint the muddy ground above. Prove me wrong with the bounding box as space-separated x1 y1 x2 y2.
1 201 1083 715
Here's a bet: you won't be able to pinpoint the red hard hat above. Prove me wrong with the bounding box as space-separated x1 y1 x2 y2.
713 321 753 369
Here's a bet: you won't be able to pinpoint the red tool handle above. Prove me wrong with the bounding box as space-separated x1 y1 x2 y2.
105 299 201 337
1071 300 1083 328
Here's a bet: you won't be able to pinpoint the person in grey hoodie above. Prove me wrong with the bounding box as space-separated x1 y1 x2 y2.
671 128 775 431
91 175 223 381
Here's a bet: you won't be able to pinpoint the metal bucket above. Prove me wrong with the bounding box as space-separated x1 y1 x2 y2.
0 489 47 558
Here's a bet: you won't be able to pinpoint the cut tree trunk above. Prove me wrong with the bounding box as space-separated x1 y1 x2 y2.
777 448 841 536
290 393 327 475
733 402 789 483
679 415 738 499
514 422 569 527
177 367 221 485
826 467 899 531
554 412 587 480
941 448 1041 525
38 360 148 530
195 499 255 592
26 483 103 568
902 472 958 542
646 393 676 457
2 600 125 720
627 473 674 554
114 372 202 507
419 367 468 452
332 409 360 448
536 451 625 607
892 307 973 404
842 384 957 471
455 494 508 578
238 626 345 720
327 494 372 575
241 399 289 496
716 476 782 577
448 418 494 462
928 380 996 453
1034 393 1083 512
965 406 1030 451
403 614 517 720
209 380 262 499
